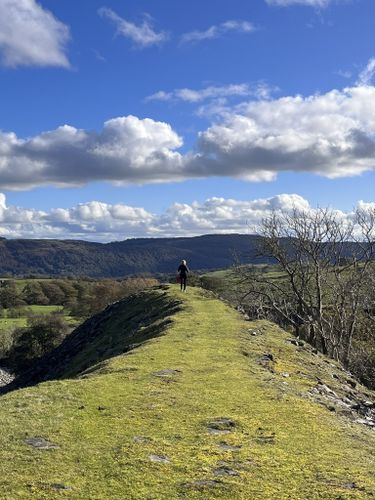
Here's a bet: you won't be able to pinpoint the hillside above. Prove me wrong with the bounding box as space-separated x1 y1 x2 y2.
0 234 265 277
0 286 374 499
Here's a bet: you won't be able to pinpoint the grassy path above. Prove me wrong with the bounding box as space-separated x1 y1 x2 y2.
0 286 373 499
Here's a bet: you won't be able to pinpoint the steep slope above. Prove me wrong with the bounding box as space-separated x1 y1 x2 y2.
0 287 374 499
1 288 182 392
0 234 265 277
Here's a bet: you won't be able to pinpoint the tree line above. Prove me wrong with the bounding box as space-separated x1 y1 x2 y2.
0 276 159 373
0 276 158 318
233 208 375 389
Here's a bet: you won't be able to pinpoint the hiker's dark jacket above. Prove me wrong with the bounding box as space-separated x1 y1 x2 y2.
178 264 189 277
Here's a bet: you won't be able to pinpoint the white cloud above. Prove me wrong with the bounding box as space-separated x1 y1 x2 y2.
0 115 185 189
0 193 337 241
0 0 70 68
146 84 256 103
336 69 352 79
266 0 336 6
356 58 375 86
197 85 375 180
1 193 373 242
181 20 255 44
98 7 168 48
2 85 375 188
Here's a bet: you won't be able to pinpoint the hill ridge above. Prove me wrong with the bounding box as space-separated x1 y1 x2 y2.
0 286 374 498
0 234 264 277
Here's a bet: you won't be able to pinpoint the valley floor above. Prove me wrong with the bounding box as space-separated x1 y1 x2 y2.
0 286 374 499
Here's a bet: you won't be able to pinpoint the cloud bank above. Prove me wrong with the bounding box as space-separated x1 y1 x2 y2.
0 0 70 68
0 193 352 241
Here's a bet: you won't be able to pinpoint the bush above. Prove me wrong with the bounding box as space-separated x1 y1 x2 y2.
7 307 26 318
349 340 375 390
6 313 70 372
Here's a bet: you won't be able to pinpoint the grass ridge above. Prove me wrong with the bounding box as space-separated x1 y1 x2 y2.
0 285 373 499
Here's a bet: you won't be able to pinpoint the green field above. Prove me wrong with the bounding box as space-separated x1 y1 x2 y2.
0 277 55 291
0 286 373 498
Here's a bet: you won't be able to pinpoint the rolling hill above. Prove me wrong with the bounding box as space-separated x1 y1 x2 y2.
0 286 374 498
0 234 266 277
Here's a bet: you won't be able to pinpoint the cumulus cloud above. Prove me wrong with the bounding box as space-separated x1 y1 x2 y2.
98 7 168 48
0 193 335 241
0 0 70 68
181 20 255 44
145 83 274 103
2 86 375 188
196 85 375 180
0 115 185 189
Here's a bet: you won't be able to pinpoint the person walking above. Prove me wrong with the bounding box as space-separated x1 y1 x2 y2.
177 259 189 292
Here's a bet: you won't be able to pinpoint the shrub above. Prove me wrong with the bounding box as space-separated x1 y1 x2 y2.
6 313 70 372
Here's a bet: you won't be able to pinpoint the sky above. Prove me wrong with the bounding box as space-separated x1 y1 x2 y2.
1 0 375 241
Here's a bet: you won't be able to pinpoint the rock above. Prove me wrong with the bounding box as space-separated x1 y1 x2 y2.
184 480 221 489
356 418 375 427
213 467 239 477
208 428 231 435
316 384 337 397
152 369 181 378
286 338 299 346
149 454 170 463
259 353 274 363
342 482 359 490
133 436 151 444
363 401 374 408
255 428 276 444
0 367 15 387
342 397 354 406
242 459 257 466
50 483 71 491
25 437 59 450
217 442 242 451
347 379 357 389
281 372 290 378
207 418 236 433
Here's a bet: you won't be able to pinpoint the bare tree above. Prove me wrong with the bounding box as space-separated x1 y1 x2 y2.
235 207 375 367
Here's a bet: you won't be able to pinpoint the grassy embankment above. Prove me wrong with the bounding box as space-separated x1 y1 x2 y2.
0 286 374 499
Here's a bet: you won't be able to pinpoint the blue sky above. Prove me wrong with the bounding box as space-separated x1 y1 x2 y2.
1 0 375 240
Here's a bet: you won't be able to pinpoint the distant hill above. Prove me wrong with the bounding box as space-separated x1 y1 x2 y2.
0 234 268 277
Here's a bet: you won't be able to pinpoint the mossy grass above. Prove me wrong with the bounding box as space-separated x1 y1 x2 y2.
0 286 373 498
